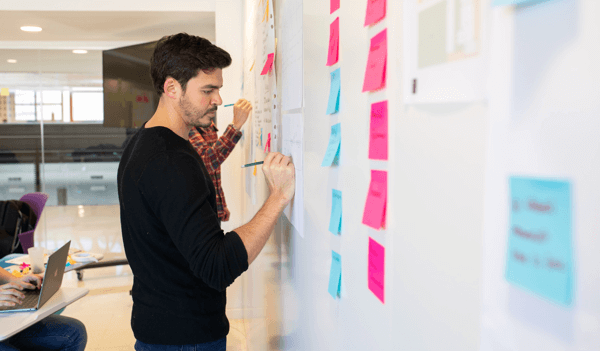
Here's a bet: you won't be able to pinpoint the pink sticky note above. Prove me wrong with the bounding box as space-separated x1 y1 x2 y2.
260 53 274 75
331 0 340 14
368 237 385 303
264 133 271 153
326 18 340 67
362 170 387 229
369 101 388 160
365 0 386 27
362 29 387 92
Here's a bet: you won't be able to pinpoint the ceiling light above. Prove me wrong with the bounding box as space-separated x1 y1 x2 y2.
20 26 42 32
73 50 88 54
7 59 17 64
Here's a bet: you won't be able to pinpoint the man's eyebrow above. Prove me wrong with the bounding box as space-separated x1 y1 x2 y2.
201 84 222 89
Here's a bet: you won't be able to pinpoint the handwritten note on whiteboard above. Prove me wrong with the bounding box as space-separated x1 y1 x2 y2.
506 177 573 306
365 0 386 26
327 17 340 67
328 250 342 299
321 123 341 167
329 189 342 235
326 68 341 115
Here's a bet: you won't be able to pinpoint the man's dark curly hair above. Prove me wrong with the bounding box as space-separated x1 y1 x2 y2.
150 33 232 96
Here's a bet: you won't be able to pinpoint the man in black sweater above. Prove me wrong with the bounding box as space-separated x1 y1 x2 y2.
117 33 295 351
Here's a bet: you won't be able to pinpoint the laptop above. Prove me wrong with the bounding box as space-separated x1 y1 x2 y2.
0 241 70 313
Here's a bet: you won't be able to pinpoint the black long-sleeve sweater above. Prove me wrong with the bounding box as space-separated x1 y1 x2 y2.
117 124 248 345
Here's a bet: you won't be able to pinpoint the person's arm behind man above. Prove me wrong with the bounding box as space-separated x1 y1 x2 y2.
189 99 252 173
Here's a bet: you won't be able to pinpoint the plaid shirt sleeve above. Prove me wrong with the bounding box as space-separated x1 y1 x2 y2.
188 124 243 174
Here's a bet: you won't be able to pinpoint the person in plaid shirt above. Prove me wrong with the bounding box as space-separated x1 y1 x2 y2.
189 98 252 221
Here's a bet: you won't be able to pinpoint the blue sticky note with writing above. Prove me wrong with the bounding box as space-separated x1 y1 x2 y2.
321 123 341 166
328 250 342 298
329 189 342 235
326 68 341 114
506 177 573 306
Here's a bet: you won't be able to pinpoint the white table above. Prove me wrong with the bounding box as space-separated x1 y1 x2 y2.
0 287 89 341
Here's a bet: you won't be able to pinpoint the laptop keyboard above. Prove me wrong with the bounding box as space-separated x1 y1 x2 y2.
0 289 40 311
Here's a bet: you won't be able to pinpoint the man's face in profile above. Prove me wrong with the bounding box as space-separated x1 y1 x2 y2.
179 68 224 128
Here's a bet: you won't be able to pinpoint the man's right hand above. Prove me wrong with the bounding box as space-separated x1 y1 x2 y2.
262 152 295 207
232 99 252 130
0 282 26 307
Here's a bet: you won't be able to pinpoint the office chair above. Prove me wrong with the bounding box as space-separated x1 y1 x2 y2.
18 192 49 254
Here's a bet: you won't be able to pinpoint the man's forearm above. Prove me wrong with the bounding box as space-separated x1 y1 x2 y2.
234 194 287 264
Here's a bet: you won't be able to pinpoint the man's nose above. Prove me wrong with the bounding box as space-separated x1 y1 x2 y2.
213 92 223 106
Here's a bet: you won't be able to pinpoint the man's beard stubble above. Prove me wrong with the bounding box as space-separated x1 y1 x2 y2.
180 94 216 128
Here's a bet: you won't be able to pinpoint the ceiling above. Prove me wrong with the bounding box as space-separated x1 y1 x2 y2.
0 10 216 88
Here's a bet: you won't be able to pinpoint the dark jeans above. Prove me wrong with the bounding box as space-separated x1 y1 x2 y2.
135 337 226 351
0 315 87 351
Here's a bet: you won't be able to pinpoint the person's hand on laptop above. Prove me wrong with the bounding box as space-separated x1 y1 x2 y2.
0 282 27 307
16 274 43 290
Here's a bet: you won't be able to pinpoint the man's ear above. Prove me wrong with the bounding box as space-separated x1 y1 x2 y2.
163 77 180 99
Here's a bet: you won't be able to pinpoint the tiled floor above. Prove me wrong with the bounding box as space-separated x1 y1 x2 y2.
34 204 280 351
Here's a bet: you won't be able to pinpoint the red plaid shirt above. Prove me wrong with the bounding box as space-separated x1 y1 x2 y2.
188 122 242 221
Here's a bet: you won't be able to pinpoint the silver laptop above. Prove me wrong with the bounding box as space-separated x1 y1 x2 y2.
0 241 70 313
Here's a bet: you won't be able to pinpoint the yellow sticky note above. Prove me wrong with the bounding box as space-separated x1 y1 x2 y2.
0 88 9 96
253 164 257 176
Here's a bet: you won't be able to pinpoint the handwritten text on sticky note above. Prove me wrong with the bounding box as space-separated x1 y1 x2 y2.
328 250 342 299
368 237 385 303
321 123 341 167
362 29 387 92
362 170 387 229
365 0 386 26
326 68 341 114
506 177 573 305
327 18 340 66
369 100 388 160
329 189 342 235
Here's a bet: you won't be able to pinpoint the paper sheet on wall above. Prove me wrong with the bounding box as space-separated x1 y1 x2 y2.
281 0 303 111
282 113 304 237
403 0 485 103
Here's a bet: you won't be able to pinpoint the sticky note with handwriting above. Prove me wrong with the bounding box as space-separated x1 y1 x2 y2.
365 0 386 26
326 18 340 66
321 123 341 167
362 29 387 92
260 53 274 75
328 250 342 299
329 189 342 235
369 101 388 160
362 170 387 229
506 177 573 306
330 0 340 13
326 68 341 114
368 237 385 303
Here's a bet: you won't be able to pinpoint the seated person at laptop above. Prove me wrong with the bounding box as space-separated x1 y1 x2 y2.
0 267 87 351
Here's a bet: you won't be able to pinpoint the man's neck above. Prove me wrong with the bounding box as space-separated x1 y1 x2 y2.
145 99 191 140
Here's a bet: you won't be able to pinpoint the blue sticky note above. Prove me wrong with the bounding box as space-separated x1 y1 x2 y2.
506 177 573 306
329 189 342 235
328 250 342 299
326 68 341 114
321 123 341 166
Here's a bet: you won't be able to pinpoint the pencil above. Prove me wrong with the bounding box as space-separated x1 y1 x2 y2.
224 103 234 107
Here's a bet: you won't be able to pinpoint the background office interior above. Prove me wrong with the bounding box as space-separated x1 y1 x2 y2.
1 0 599 350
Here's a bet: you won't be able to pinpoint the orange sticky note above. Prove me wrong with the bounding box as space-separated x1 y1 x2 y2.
326 18 340 67
362 170 387 229
260 53 275 75
369 101 388 160
331 0 340 13
368 237 385 303
362 29 387 92
365 0 386 27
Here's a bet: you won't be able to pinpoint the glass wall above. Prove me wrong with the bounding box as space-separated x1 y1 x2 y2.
0 49 134 207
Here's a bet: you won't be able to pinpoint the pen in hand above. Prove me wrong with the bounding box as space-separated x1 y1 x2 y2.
241 161 264 168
